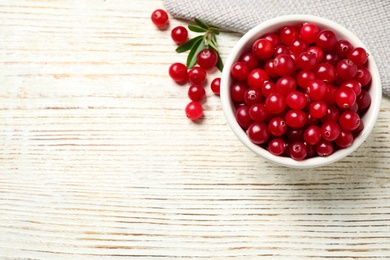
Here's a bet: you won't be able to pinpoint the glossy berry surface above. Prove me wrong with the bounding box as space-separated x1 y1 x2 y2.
151 9 169 29
197 49 218 70
188 66 207 85
171 26 188 44
252 38 274 60
188 85 206 102
185 101 203 120
210 78 221 95
169 62 188 84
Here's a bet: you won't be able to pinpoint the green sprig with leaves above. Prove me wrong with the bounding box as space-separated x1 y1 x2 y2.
175 18 224 72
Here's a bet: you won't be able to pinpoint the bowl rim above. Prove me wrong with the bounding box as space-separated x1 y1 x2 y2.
220 14 382 168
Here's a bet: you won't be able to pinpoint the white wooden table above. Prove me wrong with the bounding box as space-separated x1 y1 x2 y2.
1 1 390 259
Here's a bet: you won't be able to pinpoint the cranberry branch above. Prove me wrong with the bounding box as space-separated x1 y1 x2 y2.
175 18 224 72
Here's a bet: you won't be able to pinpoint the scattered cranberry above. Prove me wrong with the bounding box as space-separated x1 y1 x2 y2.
197 49 218 70
188 84 206 102
185 101 203 120
228 21 373 161
151 9 169 29
188 66 207 85
210 78 221 95
171 26 188 44
169 62 188 84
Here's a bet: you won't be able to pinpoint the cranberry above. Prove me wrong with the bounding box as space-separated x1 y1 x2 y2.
169 62 188 84
276 76 296 96
249 103 270 122
339 80 361 96
236 105 253 129
262 33 281 47
313 63 336 82
322 83 337 106
335 130 354 148
268 117 287 136
268 138 286 156
188 84 206 102
289 142 307 160
265 92 286 114
336 86 356 109
336 59 357 80
197 49 218 70
273 54 295 76
244 88 262 106
230 82 247 103
151 9 169 29
335 40 353 58
347 47 368 67
322 105 340 122
247 68 269 89
252 38 274 60
185 101 203 120
286 91 307 110
262 81 276 97
321 121 341 141
339 111 360 131
316 29 338 51
264 59 279 78
306 79 327 101
310 100 327 119
354 67 372 87
247 122 270 144
286 128 304 142
296 52 317 71
307 46 324 64
273 45 289 58
280 25 299 45
286 110 307 128
171 26 188 44
210 77 221 95
188 66 207 85
231 62 249 82
299 23 319 44
297 70 316 89
289 38 308 53
323 51 340 67
356 89 371 111
315 139 334 156
239 52 259 71
304 125 321 145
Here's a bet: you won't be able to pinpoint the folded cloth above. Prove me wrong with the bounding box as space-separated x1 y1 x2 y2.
162 0 390 96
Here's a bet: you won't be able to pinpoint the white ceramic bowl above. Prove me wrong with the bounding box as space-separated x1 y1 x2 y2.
221 15 382 168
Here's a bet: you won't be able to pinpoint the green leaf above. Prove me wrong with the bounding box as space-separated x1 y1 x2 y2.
188 25 207 33
194 18 209 29
186 38 205 68
175 35 203 53
209 27 220 35
207 38 218 51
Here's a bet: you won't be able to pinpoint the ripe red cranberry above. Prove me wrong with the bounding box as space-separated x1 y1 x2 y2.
171 26 188 44
249 103 270 122
268 138 286 156
185 101 203 120
322 83 337 106
276 76 297 96
316 29 338 51
354 67 372 87
335 130 354 148
265 92 286 114
210 78 221 95
262 32 281 47
315 139 334 156
289 38 308 53
273 54 295 76
336 86 356 109
231 61 249 82
247 122 270 144
188 84 206 102
322 105 340 122
336 59 358 80
303 125 321 145
280 25 299 45
356 89 371 111
309 100 328 119
286 91 307 110
321 121 341 141
306 79 328 100
297 70 316 89
236 105 253 129
289 142 307 160
239 52 259 71
188 66 207 85
230 82 248 103
335 40 353 58
296 52 317 71
268 117 287 136
244 88 262 106
197 49 218 70
252 38 274 60
264 59 279 78
313 63 336 83
247 68 269 89
151 9 169 29
273 45 289 58
347 47 368 67
299 22 319 44
169 62 188 84
339 111 360 131
285 110 307 128
307 46 324 64
339 80 361 96
323 51 340 67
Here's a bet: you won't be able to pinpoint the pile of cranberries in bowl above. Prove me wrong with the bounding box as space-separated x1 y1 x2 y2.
221 15 381 168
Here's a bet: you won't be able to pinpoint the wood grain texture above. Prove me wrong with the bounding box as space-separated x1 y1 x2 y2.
0 1 390 259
